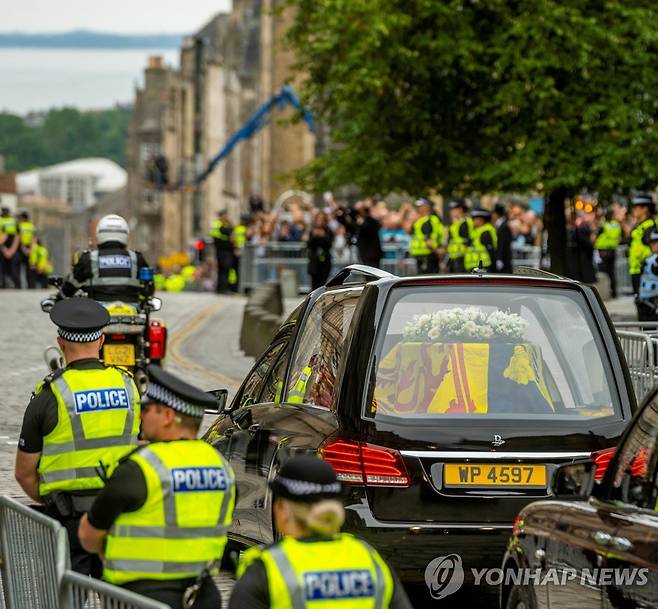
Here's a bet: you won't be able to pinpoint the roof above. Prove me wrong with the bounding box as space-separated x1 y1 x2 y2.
17 158 127 195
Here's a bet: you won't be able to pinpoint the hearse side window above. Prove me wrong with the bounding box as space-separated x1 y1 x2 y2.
261 346 291 404
235 343 285 409
368 286 619 422
286 289 360 408
611 394 658 509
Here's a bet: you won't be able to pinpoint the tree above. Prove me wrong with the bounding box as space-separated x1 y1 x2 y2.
284 0 658 273
0 106 131 172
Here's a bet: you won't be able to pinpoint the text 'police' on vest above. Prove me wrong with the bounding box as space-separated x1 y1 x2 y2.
171 467 227 492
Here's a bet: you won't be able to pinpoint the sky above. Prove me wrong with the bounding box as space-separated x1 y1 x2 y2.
2 0 232 34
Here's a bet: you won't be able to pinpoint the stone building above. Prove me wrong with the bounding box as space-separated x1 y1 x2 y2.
126 1 316 262
125 56 195 263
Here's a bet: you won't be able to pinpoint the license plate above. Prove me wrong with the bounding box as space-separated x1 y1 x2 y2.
103 344 135 367
444 463 547 488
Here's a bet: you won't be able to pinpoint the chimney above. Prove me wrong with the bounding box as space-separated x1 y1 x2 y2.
148 56 163 70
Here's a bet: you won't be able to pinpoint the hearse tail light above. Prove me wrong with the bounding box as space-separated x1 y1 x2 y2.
319 439 411 488
592 447 616 481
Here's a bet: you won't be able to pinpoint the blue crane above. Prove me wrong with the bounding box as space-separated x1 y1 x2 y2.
195 84 315 185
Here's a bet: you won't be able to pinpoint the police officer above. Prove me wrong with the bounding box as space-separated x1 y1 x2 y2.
210 210 234 294
15 298 141 576
231 213 249 292
465 208 497 272
636 230 658 321
628 194 657 313
409 198 443 274
446 199 473 273
0 206 20 288
60 214 151 302
78 365 236 609
17 210 36 288
594 209 622 299
230 455 412 609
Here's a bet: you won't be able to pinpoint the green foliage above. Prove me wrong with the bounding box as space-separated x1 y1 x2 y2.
0 106 132 172
285 0 658 197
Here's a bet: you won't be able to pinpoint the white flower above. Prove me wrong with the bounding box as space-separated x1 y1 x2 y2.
401 307 528 342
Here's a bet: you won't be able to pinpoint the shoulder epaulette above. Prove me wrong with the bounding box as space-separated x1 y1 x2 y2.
118 444 145 464
33 367 65 397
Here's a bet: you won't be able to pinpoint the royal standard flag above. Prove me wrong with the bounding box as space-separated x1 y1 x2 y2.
374 341 554 415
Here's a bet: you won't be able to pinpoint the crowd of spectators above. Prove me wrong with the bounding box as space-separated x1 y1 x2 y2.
236 194 545 285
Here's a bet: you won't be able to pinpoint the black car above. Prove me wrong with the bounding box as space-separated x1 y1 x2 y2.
203 265 635 605
502 386 658 609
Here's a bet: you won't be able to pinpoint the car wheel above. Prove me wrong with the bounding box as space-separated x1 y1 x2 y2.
506 584 537 609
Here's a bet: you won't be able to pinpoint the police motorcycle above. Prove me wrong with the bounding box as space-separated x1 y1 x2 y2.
40 269 166 395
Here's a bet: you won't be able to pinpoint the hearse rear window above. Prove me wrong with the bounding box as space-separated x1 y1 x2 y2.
369 285 619 421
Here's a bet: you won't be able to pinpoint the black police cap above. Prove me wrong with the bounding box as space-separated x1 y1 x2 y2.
414 197 432 208
144 364 217 417
471 207 492 219
649 230 658 243
269 455 342 503
50 297 110 342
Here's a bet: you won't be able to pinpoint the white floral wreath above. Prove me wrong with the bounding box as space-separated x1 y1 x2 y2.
402 307 529 342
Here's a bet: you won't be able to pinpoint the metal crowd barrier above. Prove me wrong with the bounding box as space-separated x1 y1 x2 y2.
0 496 69 609
511 244 541 269
614 245 634 296
239 242 542 293
59 571 168 609
0 496 166 609
615 329 658 402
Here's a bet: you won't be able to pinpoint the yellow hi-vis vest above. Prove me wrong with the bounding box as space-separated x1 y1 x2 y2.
409 216 443 257
629 218 657 275
1 216 17 235
594 221 622 251
210 220 229 240
233 225 247 249
288 366 312 403
447 217 473 260
18 221 35 247
237 534 395 609
465 223 498 271
103 440 235 585
38 367 141 497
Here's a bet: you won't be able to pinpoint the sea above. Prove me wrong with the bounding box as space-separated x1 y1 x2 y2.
0 48 179 114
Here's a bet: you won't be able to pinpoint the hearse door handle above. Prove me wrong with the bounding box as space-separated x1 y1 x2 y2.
610 536 633 552
592 531 612 546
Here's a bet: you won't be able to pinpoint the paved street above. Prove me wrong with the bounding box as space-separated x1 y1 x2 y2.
0 289 256 500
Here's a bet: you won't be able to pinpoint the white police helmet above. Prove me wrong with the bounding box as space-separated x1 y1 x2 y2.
96 214 129 246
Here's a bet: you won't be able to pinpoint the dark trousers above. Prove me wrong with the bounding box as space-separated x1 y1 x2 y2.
630 274 655 321
0 253 20 288
359 255 381 269
19 250 36 289
124 576 221 609
415 253 439 274
448 257 466 273
215 251 233 294
310 261 332 290
598 249 617 298
43 505 102 578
